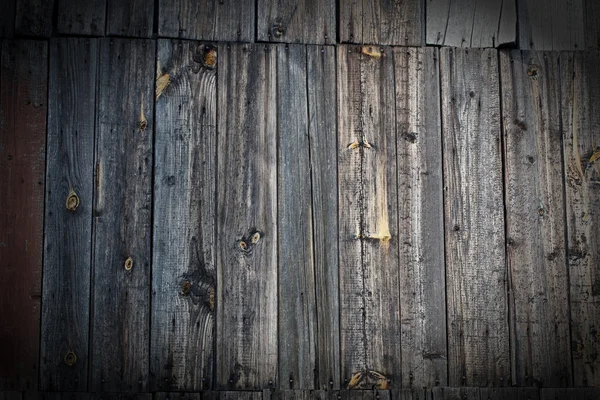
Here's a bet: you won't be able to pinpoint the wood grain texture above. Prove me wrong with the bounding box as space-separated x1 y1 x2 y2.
307 45 340 390
154 393 200 400
586 0 600 49
500 50 571 387
216 43 277 389
339 0 422 46
89 394 152 400
106 0 153 37
392 389 430 400
24 393 91 400
158 0 255 42
540 388 600 400
257 0 335 44
431 388 479 400
481 387 540 400
91 38 155 392
426 0 517 47
40 37 97 392
14 0 54 36
0 39 47 391
440 48 509 386
0 0 15 37
57 0 106 36
561 51 600 387
394 47 447 388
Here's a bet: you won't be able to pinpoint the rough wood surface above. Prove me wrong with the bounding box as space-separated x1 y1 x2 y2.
154 393 200 400
91 38 155 392
151 39 217 392
426 0 517 47
257 0 335 44
392 389 430 400
339 0 422 45
106 0 153 37
0 39 47 391
40 37 97 392
158 0 255 42
440 48 509 386
14 0 54 36
561 51 600 387
0 393 22 400
25 393 91 400
216 43 277 389
394 47 447 388
586 1 600 49
431 388 479 400
0 0 15 37
540 388 600 400
57 0 106 36
481 388 540 400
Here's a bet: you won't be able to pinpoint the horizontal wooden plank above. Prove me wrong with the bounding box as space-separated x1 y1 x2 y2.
106 0 153 37
14 0 54 37
56 0 106 36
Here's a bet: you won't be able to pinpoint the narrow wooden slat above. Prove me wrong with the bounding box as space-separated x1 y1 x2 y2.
307 44 340 390
561 51 600 387
586 1 600 49
14 0 54 37
271 390 309 400
257 0 335 44
216 43 277 389
0 39 47 391
158 0 255 42
481 387 540 400
394 47 447 388
91 38 155 391
339 0 422 46
57 0 106 36
440 48 509 386
312 390 339 400
0 0 15 37
392 389 430 400
106 0 153 37
40 37 97 392
431 388 479 400
151 39 217 391
540 388 600 400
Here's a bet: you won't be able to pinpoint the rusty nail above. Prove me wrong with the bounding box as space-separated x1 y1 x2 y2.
66 188 80 211
64 351 77 366
124 257 133 271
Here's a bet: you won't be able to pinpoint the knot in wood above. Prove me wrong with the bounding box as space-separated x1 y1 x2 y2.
124 257 133 271
66 189 80 211
182 280 191 295
527 64 538 78
64 351 77 366
272 22 285 38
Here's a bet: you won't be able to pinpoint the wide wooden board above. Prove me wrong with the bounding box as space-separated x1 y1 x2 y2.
106 0 153 37
56 0 106 35
14 0 54 36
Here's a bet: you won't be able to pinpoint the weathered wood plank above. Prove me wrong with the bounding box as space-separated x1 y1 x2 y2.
40 37 97 392
24 392 91 400
0 0 15 37
440 48 509 386
307 44 340 390
586 1 600 50
392 389 430 400
0 392 22 400
257 0 335 44
499 50 571 387
426 0 516 47
57 0 106 36
106 0 153 37
270 390 309 400
154 394 201 400
431 388 479 400
561 50 600 387
0 39 47 391
89 394 152 400
540 388 600 400
216 43 277 389
151 39 217 391
219 393 263 400
394 47 447 388
91 38 155 391
339 0 422 46
481 387 540 400
14 0 54 36
158 0 255 42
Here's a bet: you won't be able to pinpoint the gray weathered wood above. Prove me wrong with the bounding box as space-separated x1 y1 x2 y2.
158 0 255 42
57 0 106 36
392 389 430 400
586 1 600 49
151 39 217 392
216 43 277 389
540 388 600 400
394 47 447 388
340 392 374 400
24 392 91 400
89 394 152 400
0 0 15 37
270 390 309 400
14 0 54 36
431 388 479 400
340 0 422 46
91 38 155 391
426 0 516 47
561 50 600 387
257 0 335 44
481 388 540 400
0 39 47 391
307 44 340 390
440 48 509 386
500 50 572 387
40 37 97 392
154 394 201 400
106 0 153 37
219 393 263 400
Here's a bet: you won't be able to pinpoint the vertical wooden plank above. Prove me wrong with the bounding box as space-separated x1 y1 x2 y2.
90 394 152 400
394 47 447 388
440 48 509 386
499 50 572 387
216 43 277 389
56 0 106 36
40 37 97 392
481 388 540 400
339 0 422 46
586 1 600 49
0 39 47 391
91 38 155 391
307 44 340 390
24 392 90 400
154 394 201 400
561 51 600 387
14 0 54 37
431 388 479 400
540 388 600 400
0 0 15 37
392 389 430 400
158 0 255 42
257 0 335 44
151 39 217 391
106 0 153 37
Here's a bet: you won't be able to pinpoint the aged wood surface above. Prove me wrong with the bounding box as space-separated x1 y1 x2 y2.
426 0 516 47
158 0 255 42
24 393 91 400
257 0 335 44
57 0 105 36
40 37 97 392
394 47 447 388
440 48 509 386
216 43 277 389
500 50 571 387
0 40 47 391
307 45 340 390
154 393 200 400
431 388 479 400
14 0 54 36
0 393 22 400
481 387 540 400
0 0 15 37
392 389 429 400
561 51 600 387
586 1 600 49
106 0 153 37
540 388 600 400
91 38 155 391
340 0 422 46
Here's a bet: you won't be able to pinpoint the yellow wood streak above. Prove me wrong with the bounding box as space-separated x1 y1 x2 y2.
155 73 170 100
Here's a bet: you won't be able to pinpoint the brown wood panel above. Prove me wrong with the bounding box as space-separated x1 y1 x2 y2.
57 0 106 36
0 39 47 391
14 0 53 36
106 0 153 37
0 0 15 37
